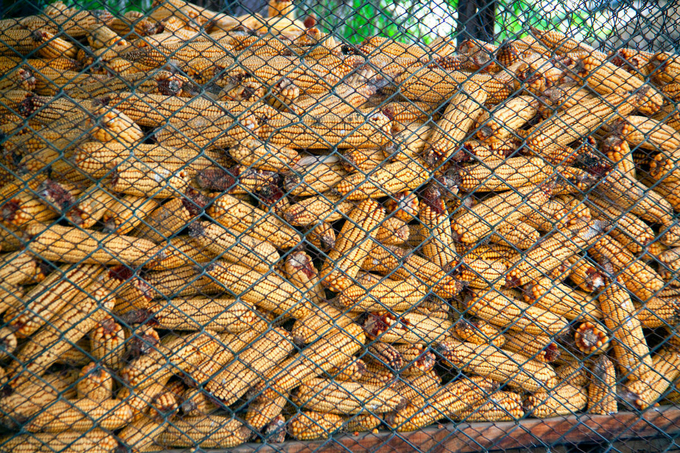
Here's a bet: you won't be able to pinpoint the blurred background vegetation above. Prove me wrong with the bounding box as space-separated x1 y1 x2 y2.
1 0 676 51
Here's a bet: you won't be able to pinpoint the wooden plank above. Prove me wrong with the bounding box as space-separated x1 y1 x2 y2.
160 407 680 453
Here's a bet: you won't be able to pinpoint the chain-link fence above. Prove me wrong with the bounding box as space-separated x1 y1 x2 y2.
1 0 680 452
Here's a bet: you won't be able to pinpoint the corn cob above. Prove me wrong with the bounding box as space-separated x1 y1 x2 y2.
110 161 189 199
397 344 437 376
459 255 507 289
0 250 44 285
572 320 610 355
503 331 561 363
635 294 680 330
456 390 525 422
284 251 325 305
207 193 301 249
489 222 540 249
385 122 432 162
453 318 505 348
538 83 594 118
5 263 104 337
4 279 114 390
290 300 356 345
25 223 164 268
458 157 552 193
363 244 465 299
335 159 430 200
598 279 653 380
386 376 497 432
320 199 385 292
90 316 125 370
204 328 293 405
384 191 420 223
180 388 219 417
109 10 159 36
0 370 79 427
476 95 538 142
566 255 606 292
183 321 268 388
0 224 25 253
120 331 219 390
367 342 404 371
284 157 346 197
338 274 428 312
422 82 489 166
102 195 159 235
288 411 344 440
0 430 117 453
418 185 457 269
130 298 257 333
116 414 170 453
506 221 604 287
328 357 367 381
189 221 279 274
621 349 680 410
2 191 59 227
229 138 298 171
156 415 249 448
76 363 113 402
524 381 587 418
150 235 216 271
590 235 664 301
466 288 569 336
206 261 310 319
525 93 635 153
258 323 366 398
364 311 452 345
453 184 552 243
522 279 601 323
587 355 618 415
66 187 117 229
585 194 654 254
294 378 405 414
612 115 680 153
0 28 42 55
22 395 132 433
575 55 662 115
283 194 354 226
392 371 442 407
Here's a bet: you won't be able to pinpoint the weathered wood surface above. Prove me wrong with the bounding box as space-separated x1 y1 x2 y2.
159 406 680 452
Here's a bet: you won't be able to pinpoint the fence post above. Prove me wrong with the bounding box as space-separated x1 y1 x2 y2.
457 0 497 42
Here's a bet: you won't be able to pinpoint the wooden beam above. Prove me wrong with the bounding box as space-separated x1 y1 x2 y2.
159 407 680 453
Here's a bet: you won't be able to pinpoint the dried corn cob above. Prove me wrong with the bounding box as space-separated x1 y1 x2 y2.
587 355 618 415
424 82 489 165
524 381 587 418
189 221 279 273
90 316 125 370
573 320 610 355
335 159 430 200
339 274 428 312
453 318 506 348
503 331 561 363
621 349 680 410
320 199 385 292
290 301 356 345
459 157 552 192
456 390 524 422
4 279 114 389
120 331 219 390
453 184 552 243
392 371 442 406
0 250 44 285
157 415 249 448
284 251 325 304
397 344 437 376
0 430 117 453
76 363 113 402
258 323 366 398
490 222 540 249
207 261 310 319
283 194 353 226
294 378 405 414
590 235 664 301
110 161 189 199
288 411 344 440
598 279 653 380
466 288 569 336
102 195 159 235
207 193 301 249
25 223 164 268
386 376 496 432
419 185 457 269
364 311 452 345
206 328 293 405
328 357 367 381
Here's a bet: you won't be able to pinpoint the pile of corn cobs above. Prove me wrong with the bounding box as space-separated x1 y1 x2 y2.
1 0 680 450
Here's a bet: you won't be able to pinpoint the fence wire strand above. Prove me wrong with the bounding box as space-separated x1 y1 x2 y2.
0 0 680 452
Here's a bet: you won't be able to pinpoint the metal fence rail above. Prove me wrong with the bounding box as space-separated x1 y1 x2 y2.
0 0 679 452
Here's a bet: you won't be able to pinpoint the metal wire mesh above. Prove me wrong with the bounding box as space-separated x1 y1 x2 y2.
0 0 680 452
